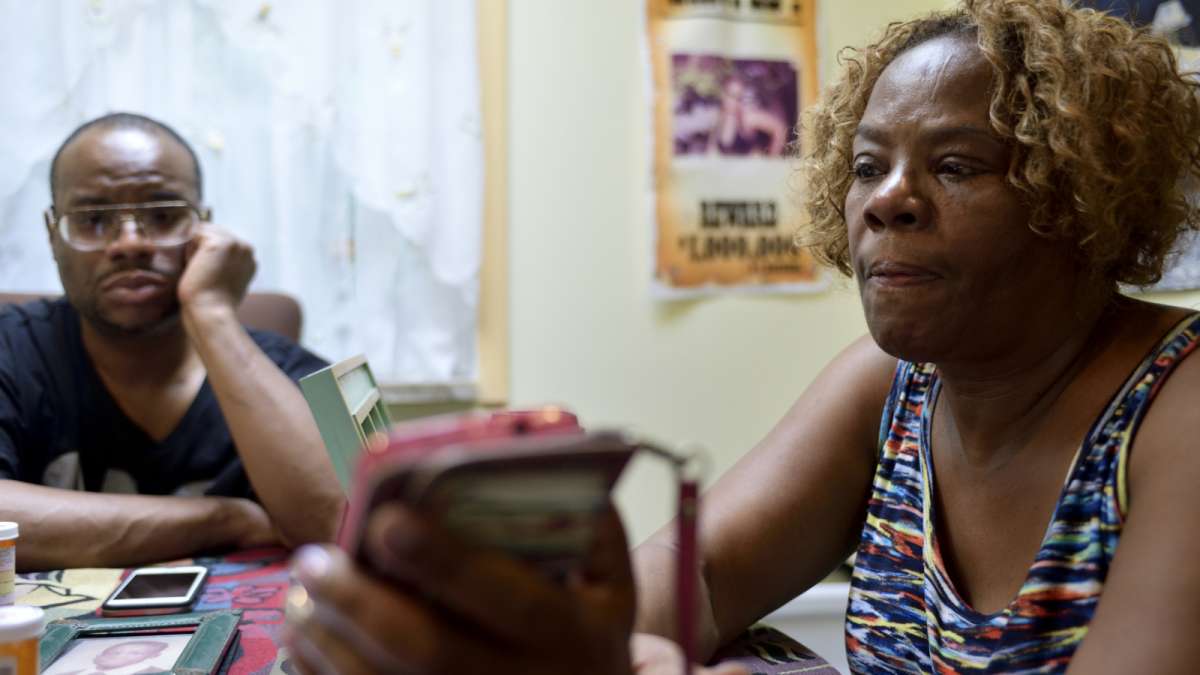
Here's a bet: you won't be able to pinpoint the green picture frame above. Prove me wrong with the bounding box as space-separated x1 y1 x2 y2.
300 354 392 491
39 609 242 674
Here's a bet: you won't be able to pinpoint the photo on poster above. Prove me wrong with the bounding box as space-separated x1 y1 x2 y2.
42 634 191 675
672 54 799 158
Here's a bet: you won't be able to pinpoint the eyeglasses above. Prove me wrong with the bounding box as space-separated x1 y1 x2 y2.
47 200 210 252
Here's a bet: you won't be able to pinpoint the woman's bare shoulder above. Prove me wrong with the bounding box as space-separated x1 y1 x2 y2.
1122 299 1200 479
770 333 899 444
1067 304 1200 674
1117 297 1195 343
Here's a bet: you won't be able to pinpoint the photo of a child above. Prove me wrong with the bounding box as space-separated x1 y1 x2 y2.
42 634 190 675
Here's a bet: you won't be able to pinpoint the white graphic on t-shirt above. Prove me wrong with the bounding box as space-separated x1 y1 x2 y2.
100 470 137 494
42 452 84 490
172 480 214 497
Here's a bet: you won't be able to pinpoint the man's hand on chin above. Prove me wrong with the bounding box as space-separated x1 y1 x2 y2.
177 224 257 316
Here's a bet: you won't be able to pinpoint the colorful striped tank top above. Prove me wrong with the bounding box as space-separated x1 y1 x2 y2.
845 313 1200 673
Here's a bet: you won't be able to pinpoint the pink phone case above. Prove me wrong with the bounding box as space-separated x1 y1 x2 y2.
337 407 700 666
338 408 635 579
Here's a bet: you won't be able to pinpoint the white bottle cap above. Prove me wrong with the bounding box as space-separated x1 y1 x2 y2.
0 522 15 541
0 605 43 643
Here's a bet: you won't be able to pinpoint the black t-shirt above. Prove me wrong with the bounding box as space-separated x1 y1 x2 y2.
0 298 328 498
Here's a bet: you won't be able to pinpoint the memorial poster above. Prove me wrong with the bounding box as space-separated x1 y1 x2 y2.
647 0 826 296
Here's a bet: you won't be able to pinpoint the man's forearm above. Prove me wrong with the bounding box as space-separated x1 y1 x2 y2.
0 480 259 571
182 304 342 546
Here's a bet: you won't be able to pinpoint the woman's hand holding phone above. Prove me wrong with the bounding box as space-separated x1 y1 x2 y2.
287 503 637 675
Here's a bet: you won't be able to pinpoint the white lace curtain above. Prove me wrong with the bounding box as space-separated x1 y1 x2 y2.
0 0 482 384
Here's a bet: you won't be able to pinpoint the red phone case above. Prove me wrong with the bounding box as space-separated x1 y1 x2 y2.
336 407 700 666
338 407 635 578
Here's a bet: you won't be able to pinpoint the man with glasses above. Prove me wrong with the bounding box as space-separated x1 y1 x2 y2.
0 113 344 570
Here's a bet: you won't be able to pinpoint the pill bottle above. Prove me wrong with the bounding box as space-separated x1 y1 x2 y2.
0 523 16 606
0 605 42 675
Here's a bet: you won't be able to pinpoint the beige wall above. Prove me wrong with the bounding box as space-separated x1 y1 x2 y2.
505 0 1200 545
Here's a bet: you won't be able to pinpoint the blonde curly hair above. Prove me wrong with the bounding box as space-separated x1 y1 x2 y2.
801 0 1200 286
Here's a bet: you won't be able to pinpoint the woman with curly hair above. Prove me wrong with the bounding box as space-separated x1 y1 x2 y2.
286 0 1200 672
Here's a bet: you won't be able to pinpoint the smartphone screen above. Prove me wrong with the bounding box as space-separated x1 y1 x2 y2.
111 571 203 601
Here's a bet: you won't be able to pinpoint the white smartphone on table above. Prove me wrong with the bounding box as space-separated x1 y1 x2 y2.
99 565 209 617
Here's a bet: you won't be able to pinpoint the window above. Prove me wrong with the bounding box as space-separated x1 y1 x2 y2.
0 0 495 398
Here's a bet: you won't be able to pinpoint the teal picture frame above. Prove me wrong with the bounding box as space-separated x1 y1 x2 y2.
300 354 392 491
39 609 242 674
